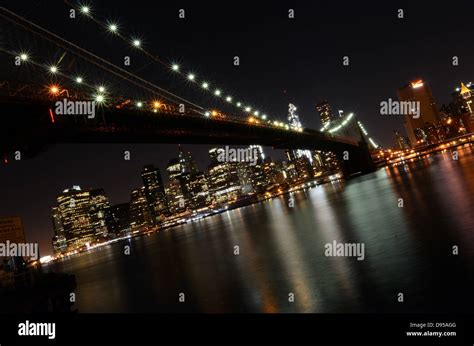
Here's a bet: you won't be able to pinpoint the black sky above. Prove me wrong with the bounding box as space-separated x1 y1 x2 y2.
1 0 474 255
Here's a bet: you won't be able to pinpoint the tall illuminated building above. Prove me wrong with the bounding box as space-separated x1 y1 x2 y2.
165 179 186 213
397 79 440 146
129 187 152 231
53 186 110 252
287 103 313 163
166 146 200 206
207 148 242 204
108 203 131 236
51 207 67 254
141 165 167 222
185 172 211 210
176 145 198 176
89 189 111 240
316 101 334 126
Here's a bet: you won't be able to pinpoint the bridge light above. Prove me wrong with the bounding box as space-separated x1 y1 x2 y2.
81 6 90 14
254 111 259 116
226 96 232 102
153 101 161 108
187 73 195 81
204 111 210 117
20 53 28 61
109 24 118 33
95 94 105 103
137 101 143 108
236 102 241 107
153 109 158 113
202 82 208 89
132 39 141 47
98 86 106 93
262 114 267 120
245 107 251 112
49 65 58 74
171 64 179 71
214 89 221 96
75 77 83 83
49 85 60 96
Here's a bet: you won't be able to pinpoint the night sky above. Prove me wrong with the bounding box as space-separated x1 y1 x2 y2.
1 0 474 255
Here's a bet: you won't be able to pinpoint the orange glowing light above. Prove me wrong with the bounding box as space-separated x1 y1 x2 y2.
211 110 218 116
153 101 161 108
49 85 60 95
411 80 424 88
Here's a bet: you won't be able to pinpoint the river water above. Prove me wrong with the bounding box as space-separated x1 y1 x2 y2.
46 147 474 313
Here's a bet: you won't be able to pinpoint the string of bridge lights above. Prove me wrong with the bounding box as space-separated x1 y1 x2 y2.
0 5 209 113
320 112 379 149
1 47 109 103
12 51 178 113
70 1 271 122
11 48 380 145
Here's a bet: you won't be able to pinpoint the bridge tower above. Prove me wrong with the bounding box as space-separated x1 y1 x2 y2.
287 103 313 163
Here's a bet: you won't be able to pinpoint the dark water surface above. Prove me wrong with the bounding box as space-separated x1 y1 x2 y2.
46 147 474 313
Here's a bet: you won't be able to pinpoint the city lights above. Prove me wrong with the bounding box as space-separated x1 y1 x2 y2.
171 64 179 71
226 96 232 102
187 73 195 81
214 89 221 96
75 77 83 83
19 53 28 61
136 101 143 108
80 6 89 14
49 65 58 73
108 23 118 32
95 94 105 103
201 82 209 89
132 39 141 47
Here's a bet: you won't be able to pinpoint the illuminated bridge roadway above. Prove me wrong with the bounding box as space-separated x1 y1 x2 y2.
1 96 376 178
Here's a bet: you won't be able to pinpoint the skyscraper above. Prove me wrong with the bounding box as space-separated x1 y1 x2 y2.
129 187 152 231
397 79 440 146
141 165 167 222
52 186 110 252
287 103 313 163
316 101 334 126
51 207 67 254
207 148 242 205
107 203 131 236
89 188 111 240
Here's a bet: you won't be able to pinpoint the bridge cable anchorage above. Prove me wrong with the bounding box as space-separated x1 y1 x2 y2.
0 6 207 114
63 0 273 123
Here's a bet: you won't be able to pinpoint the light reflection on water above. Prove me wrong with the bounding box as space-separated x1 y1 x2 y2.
47 147 474 313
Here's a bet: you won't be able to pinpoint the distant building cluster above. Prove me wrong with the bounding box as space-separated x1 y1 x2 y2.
51 144 341 255
396 80 474 148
